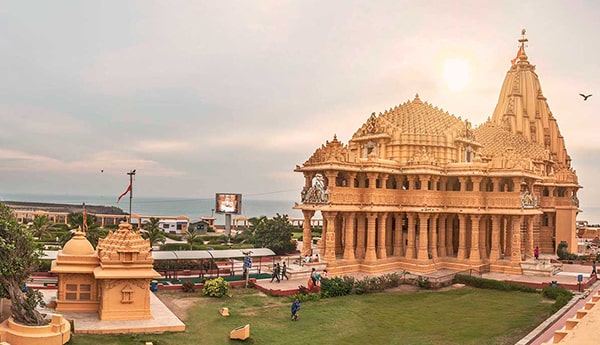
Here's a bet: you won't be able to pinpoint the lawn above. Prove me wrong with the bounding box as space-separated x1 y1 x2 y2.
69 286 551 345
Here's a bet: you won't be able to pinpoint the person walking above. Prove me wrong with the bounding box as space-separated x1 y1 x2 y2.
310 267 317 286
270 263 281 283
291 298 301 321
534 246 540 260
281 262 289 280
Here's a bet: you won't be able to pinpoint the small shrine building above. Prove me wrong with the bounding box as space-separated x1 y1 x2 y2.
51 223 160 320
294 34 580 275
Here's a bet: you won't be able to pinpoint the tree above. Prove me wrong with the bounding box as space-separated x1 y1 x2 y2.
67 212 97 231
186 226 201 250
250 214 296 255
29 215 57 239
0 203 47 325
140 217 165 247
67 212 106 248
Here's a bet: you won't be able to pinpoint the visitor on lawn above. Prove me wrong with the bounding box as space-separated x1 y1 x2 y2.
291 298 300 321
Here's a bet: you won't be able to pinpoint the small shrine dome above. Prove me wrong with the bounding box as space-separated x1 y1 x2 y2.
62 229 95 256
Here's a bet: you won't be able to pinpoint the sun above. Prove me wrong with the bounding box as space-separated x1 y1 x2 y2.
442 58 472 92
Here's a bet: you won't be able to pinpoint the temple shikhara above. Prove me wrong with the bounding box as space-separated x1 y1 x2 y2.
295 33 580 275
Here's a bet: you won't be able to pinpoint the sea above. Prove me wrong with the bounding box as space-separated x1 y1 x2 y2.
0 193 305 224
2 192 599 226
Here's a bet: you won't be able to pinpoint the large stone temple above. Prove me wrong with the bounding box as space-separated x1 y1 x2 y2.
295 34 580 275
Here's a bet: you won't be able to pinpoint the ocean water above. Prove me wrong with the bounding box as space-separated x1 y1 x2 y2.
0 193 304 224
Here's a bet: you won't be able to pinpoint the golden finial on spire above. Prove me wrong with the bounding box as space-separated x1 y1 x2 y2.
519 28 528 49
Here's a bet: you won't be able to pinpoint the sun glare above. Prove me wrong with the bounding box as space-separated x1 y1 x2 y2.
443 58 472 92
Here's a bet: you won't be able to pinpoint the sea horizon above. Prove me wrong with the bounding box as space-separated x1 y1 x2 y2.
0 192 306 224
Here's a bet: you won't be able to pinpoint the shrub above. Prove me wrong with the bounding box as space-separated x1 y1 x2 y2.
290 292 320 302
354 278 368 295
202 277 229 298
551 293 572 313
182 280 195 293
453 274 537 293
557 241 569 260
320 277 353 298
542 285 573 314
417 277 431 289
541 285 572 300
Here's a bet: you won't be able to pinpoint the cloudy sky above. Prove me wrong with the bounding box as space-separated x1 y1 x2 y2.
0 1 599 209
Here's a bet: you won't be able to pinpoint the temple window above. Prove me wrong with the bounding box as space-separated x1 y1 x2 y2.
542 213 549 226
415 179 421 190
465 147 474 162
376 179 381 188
542 188 550 197
557 188 566 197
402 180 409 190
65 283 92 301
121 285 134 304
364 141 377 157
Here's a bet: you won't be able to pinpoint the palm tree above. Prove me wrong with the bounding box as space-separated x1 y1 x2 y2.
29 215 55 239
140 217 165 248
186 226 200 250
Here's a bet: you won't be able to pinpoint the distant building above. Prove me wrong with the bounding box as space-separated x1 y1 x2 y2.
189 220 211 234
295 34 580 275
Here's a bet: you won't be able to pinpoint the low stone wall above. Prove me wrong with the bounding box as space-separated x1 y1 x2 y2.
0 314 70 345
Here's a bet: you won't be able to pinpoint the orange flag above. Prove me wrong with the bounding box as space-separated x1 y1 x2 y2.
117 183 132 202
511 46 523 65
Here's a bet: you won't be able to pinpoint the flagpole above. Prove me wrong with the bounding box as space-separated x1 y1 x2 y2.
127 169 136 223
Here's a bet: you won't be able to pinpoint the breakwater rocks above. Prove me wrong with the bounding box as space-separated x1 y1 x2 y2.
3 201 126 215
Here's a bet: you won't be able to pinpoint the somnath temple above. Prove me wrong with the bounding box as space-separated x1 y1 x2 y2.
295 34 580 275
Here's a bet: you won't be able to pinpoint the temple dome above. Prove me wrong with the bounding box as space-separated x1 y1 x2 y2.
61 229 95 256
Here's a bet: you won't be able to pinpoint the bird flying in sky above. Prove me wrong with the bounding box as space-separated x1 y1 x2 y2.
579 93 592 101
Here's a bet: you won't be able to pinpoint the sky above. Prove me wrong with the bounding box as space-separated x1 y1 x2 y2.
0 1 599 209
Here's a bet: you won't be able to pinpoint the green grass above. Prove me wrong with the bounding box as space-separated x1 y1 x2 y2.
69 287 551 345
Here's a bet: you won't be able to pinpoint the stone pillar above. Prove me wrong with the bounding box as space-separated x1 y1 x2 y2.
343 212 356 260
489 215 501 260
456 214 467 260
393 213 403 256
526 216 534 258
429 215 438 259
365 212 378 261
324 171 338 189
406 175 416 190
469 215 481 262
356 213 366 259
417 213 429 260
405 213 415 259
458 177 467 192
471 177 483 192
323 211 337 262
366 173 378 189
380 173 389 189
377 212 388 259
446 215 454 256
347 172 357 189
511 216 523 262
302 210 315 256
479 217 488 260
431 176 440 191
438 214 447 257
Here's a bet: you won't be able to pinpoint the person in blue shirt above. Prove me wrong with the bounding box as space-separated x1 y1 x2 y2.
291 298 300 321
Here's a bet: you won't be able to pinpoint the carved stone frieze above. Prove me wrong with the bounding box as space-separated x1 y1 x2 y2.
303 135 349 165
301 173 330 204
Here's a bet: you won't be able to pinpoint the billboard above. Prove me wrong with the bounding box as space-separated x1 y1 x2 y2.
215 193 242 214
